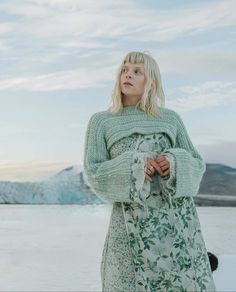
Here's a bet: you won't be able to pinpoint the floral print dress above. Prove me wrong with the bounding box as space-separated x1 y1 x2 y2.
102 132 216 292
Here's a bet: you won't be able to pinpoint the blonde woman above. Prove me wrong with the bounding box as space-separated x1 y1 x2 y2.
83 51 216 291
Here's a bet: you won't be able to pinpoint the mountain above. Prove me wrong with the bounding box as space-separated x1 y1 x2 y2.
199 163 236 195
0 163 235 205
195 163 236 206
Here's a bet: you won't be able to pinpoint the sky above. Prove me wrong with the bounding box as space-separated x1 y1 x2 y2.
0 0 235 182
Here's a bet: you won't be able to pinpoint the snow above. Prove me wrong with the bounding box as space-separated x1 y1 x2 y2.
0 204 235 291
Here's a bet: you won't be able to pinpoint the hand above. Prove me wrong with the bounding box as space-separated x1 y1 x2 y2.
145 155 170 182
155 155 170 177
145 157 159 182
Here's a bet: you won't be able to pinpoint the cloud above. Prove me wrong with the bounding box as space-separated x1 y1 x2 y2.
0 0 235 93
0 0 235 84
0 1 53 18
0 65 116 91
0 40 10 51
0 21 15 34
155 49 236 74
166 81 236 112
60 40 115 49
0 0 235 41
129 0 236 42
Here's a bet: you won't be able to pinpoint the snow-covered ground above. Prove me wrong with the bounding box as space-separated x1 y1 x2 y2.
0 204 235 291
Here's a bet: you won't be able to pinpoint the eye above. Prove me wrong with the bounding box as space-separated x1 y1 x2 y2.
135 69 143 74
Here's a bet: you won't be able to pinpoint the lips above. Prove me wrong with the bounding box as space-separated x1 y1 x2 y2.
123 82 133 86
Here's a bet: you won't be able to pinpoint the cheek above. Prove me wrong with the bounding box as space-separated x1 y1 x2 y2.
139 78 145 89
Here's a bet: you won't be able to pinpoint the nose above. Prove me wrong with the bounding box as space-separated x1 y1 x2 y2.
125 71 132 79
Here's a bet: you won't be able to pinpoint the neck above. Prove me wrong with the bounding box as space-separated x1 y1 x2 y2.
122 95 141 106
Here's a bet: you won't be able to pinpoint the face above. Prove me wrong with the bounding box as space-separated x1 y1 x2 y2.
120 62 145 105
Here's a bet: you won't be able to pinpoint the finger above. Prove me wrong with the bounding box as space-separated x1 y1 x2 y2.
146 168 153 176
161 169 170 177
150 158 163 174
146 158 152 169
157 155 168 164
146 157 153 164
155 163 164 176
146 158 157 175
156 155 166 163
160 164 169 172
145 173 152 182
149 160 159 172
145 160 152 173
159 160 169 168
158 160 169 173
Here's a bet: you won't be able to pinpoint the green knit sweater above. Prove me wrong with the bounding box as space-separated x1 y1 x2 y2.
83 105 206 203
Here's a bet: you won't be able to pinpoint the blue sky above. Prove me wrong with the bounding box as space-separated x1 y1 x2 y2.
0 0 235 181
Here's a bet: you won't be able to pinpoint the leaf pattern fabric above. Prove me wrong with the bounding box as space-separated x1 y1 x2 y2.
103 132 216 292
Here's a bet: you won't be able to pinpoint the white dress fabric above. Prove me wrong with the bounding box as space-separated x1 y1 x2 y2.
100 132 215 292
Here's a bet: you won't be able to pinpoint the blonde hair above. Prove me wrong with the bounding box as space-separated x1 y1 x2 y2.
107 51 165 117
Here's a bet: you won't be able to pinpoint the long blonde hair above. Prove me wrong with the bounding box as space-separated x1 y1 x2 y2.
107 51 165 117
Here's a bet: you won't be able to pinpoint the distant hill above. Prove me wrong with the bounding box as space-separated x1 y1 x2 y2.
0 163 235 205
195 163 236 206
199 163 236 195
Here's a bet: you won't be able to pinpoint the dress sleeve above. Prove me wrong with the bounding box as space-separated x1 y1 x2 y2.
83 113 156 204
130 152 151 204
159 112 206 199
158 153 176 197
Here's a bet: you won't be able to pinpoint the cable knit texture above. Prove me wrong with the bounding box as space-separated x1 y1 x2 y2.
83 106 216 292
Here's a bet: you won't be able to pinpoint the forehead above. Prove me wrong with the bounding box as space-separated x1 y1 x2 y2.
123 62 144 69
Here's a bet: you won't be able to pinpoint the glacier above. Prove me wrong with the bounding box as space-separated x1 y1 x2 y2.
1 163 236 205
0 166 103 204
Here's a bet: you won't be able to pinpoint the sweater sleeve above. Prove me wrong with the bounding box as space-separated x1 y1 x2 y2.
83 113 156 204
159 112 206 199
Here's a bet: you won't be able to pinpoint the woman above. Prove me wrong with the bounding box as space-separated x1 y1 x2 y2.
83 51 216 291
